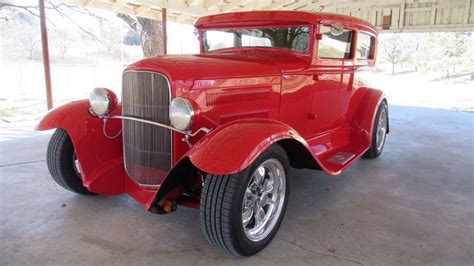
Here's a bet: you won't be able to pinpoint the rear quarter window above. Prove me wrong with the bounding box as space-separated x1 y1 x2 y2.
356 32 375 60
318 25 353 59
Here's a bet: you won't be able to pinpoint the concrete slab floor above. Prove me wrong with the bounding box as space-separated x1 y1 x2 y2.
0 106 473 265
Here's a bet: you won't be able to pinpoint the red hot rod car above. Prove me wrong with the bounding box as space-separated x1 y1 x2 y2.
37 11 388 256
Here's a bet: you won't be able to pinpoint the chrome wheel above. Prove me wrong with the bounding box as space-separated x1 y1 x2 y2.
376 107 387 152
242 158 286 242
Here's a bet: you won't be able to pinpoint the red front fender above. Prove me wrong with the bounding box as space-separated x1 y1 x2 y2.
36 100 127 195
185 118 315 175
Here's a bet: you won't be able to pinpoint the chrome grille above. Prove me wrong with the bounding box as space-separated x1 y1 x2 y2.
122 71 172 185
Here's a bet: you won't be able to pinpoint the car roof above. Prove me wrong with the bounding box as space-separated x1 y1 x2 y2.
195 10 377 34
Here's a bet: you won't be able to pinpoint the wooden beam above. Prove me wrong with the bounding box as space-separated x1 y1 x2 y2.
134 5 151 16
405 7 433 12
430 3 437 25
39 0 53 110
281 0 312 10
187 0 203 6
204 0 223 9
318 0 401 9
464 0 471 24
251 0 274 10
128 0 205 16
86 1 162 20
262 0 295 10
383 23 474 32
219 0 250 13
399 0 406 29
176 13 190 22
164 0 210 16
112 0 127 12
391 7 400 29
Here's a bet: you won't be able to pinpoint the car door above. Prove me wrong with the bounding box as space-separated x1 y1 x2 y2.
307 23 355 137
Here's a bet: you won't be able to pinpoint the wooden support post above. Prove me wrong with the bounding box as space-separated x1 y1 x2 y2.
431 4 437 25
162 7 167 55
464 0 471 24
39 0 53 110
399 0 406 30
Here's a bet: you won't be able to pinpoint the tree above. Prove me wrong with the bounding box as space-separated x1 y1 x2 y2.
97 20 120 56
379 34 411 74
1 2 164 59
421 32 473 78
7 11 41 60
406 33 424 71
15 24 40 59
118 14 163 57
378 32 474 77
123 29 140 46
51 28 74 59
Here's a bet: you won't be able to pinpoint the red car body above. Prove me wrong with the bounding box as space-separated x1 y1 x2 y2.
36 11 386 213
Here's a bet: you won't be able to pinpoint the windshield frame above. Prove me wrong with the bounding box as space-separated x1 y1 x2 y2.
198 24 314 56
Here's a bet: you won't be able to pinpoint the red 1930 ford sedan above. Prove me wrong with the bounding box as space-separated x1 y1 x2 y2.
36 11 388 256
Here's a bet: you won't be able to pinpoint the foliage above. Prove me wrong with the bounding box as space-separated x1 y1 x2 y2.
418 32 473 77
123 29 140 46
379 34 412 74
0 2 139 61
51 28 75 59
117 14 163 57
378 32 474 77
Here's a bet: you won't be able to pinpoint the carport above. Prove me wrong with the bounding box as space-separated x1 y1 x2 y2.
38 0 474 109
1 0 473 265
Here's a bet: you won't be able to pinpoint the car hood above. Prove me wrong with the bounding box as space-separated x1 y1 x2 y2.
125 53 309 82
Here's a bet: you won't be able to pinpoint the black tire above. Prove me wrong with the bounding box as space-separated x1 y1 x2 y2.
200 144 290 256
364 101 389 159
47 129 95 195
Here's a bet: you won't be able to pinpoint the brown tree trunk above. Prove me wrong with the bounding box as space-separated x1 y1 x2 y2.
136 17 163 57
118 15 163 58
391 58 396 74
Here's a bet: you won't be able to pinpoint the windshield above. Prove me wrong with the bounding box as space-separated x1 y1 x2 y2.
202 26 311 54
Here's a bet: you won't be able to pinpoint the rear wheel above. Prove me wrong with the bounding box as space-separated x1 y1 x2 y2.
47 129 95 195
364 101 388 159
200 144 289 256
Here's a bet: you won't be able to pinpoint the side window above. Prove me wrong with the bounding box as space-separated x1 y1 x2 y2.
318 25 353 59
356 32 375 59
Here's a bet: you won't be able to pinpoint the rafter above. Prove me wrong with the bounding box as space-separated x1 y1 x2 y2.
134 5 151 16
112 0 127 12
59 0 474 31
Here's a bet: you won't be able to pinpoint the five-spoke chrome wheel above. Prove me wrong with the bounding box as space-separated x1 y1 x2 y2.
200 144 289 256
242 158 286 242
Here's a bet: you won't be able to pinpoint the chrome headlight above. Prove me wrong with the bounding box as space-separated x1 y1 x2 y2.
89 88 111 117
169 97 194 131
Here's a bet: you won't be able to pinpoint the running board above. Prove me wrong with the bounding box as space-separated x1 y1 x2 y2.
326 152 355 165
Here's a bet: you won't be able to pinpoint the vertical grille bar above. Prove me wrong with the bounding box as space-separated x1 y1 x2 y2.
122 71 172 185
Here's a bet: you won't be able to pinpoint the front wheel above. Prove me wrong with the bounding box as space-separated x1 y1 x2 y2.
47 129 95 195
200 144 290 256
